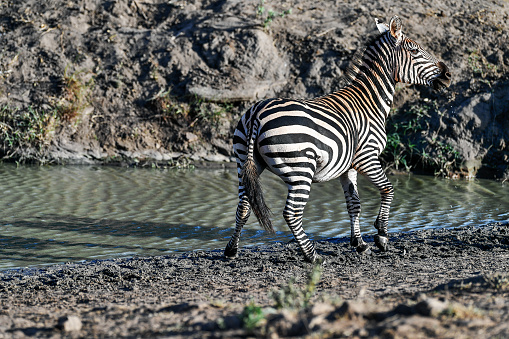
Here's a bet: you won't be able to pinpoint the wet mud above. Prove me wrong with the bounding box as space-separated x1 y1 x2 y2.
1 222 508 338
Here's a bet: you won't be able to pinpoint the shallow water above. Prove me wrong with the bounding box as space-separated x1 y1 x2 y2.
0 163 507 270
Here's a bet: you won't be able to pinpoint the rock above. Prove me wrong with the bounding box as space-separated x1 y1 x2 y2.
379 315 442 338
445 87 509 177
266 310 305 337
185 132 199 143
414 297 448 317
328 300 370 320
57 315 82 332
310 302 335 317
393 304 415 316
188 80 287 103
308 302 336 330
221 315 242 329
203 154 231 162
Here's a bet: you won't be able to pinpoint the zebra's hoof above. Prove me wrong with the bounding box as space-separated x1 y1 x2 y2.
224 247 238 259
304 253 320 264
310 254 325 265
374 235 389 252
350 236 363 247
356 243 371 255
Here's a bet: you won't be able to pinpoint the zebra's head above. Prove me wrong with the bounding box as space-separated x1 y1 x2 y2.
376 16 451 92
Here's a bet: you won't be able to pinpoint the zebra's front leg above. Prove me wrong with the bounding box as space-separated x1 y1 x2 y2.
357 158 394 252
283 185 319 263
224 196 251 259
339 169 371 254
372 181 393 252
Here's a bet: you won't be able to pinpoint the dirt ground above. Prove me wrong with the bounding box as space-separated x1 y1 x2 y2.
1 0 508 178
1 1 509 338
1 222 508 338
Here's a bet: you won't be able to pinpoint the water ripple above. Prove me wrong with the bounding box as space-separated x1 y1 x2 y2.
0 164 507 269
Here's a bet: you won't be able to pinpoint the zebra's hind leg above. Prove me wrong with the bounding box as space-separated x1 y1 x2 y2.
372 182 393 252
224 196 251 259
339 169 371 254
282 184 320 263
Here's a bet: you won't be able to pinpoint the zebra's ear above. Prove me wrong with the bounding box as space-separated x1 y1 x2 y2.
389 16 403 45
375 18 389 34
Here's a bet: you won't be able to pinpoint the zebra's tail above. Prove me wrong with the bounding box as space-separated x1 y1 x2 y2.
241 119 274 234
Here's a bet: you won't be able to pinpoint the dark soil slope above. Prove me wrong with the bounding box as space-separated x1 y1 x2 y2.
1 0 508 178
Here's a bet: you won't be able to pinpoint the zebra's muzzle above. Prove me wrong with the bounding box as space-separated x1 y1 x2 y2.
432 61 451 92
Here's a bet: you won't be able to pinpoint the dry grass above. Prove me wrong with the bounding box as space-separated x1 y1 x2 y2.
57 67 94 121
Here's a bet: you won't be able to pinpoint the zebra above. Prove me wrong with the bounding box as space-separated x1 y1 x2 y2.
224 16 451 263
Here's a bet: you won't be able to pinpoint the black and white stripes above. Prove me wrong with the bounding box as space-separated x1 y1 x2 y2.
224 16 451 263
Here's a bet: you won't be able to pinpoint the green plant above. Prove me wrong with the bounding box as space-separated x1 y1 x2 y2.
385 132 411 171
468 49 497 79
167 156 194 169
383 103 432 172
421 138 460 177
256 0 292 30
194 98 233 123
382 100 461 176
149 58 160 81
0 105 57 162
484 272 509 290
241 301 266 331
441 303 484 319
150 89 234 127
271 264 322 310
239 265 322 334
150 89 189 119
57 66 94 121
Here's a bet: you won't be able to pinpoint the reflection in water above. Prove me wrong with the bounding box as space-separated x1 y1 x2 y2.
0 163 507 269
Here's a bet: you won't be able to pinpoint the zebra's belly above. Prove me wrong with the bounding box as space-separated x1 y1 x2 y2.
260 145 353 185
256 107 356 184
312 150 353 183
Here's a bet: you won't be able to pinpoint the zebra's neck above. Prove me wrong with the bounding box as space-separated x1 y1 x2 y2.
330 36 397 123
319 74 395 126
348 65 396 120
332 57 396 123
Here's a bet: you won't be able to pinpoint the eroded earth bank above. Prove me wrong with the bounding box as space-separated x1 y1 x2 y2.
1 0 508 178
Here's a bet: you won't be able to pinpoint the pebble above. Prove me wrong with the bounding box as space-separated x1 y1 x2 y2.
328 300 370 320
310 302 335 316
415 297 448 317
57 315 82 332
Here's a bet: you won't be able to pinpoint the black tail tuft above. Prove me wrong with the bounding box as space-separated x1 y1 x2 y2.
241 158 274 233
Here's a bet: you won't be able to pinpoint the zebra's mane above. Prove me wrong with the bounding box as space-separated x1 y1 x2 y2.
342 32 385 86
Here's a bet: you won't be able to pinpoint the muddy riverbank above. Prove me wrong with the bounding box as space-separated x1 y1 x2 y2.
1 222 508 337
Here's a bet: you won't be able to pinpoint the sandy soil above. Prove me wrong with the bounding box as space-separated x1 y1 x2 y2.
1 222 508 338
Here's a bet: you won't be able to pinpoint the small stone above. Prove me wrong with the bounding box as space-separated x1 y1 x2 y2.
111 79 122 88
328 300 369 320
266 310 303 337
221 315 242 329
57 315 82 332
185 132 199 143
308 303 335 330
393 303 415 315
415 298 448 317
310 302 335 317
